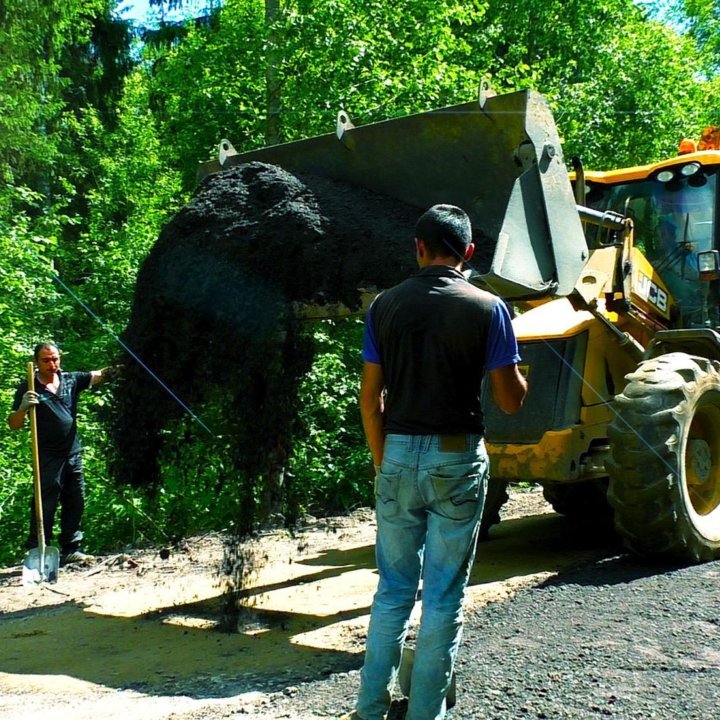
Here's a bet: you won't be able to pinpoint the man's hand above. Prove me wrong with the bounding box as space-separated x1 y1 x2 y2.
98 365 124 384
19 391 40 412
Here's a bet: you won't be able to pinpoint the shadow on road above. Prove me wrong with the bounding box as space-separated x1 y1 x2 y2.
0 507 682 704
541 551 688 589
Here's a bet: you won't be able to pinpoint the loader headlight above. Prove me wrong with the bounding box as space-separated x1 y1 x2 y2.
681 162 701 177
656 163 701 183
698 250 720 281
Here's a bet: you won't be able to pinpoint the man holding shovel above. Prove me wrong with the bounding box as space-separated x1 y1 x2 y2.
7 342 120 567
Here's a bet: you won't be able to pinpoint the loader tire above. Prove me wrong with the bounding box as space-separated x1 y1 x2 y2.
606 352 720 563
478 478 510 541
541 479 614 526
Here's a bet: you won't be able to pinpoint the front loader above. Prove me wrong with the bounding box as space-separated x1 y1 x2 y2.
483 135 720 562
200 86 720 563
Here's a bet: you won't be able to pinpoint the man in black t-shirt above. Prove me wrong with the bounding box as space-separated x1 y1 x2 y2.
7 342 119 566
347 205 527 720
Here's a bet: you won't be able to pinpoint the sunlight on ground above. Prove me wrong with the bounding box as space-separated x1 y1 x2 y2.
0 498 619 720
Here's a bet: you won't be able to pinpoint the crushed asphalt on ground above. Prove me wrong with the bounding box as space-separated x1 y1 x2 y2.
1 489 719 720
243 556 720 720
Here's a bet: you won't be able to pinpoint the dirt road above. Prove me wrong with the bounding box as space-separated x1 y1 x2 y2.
2 488 717 719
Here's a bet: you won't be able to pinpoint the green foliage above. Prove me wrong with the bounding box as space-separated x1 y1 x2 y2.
138 0 719 188
70 71 186 359
144 1 268 188
150 419 247 538
0 429 34 564
681 0 720 72
276 0 490 131
0 1 102 191
83 413 244 550
137 0 495 189
2 0 720 567
553 16 711 166
289 319 373 515
478 0 712 167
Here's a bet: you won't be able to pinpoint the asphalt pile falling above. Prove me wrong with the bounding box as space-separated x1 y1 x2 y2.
106 162 428 623
111 161 420 489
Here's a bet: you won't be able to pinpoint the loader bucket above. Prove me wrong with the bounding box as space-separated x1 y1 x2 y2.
199 89 587 299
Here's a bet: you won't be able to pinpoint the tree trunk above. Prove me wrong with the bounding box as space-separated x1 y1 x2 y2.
265 0 282 146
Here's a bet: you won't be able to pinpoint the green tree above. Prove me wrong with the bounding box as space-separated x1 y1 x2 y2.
0 0 135 337
67 71 185 360
137 0 493 189
681 0 720 70
1 1 92 210
479 0 711 167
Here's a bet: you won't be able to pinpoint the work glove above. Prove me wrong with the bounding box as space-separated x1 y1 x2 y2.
100 365 124 383
19 391 40 412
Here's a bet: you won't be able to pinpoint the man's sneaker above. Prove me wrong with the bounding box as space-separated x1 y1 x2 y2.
60 550 95 566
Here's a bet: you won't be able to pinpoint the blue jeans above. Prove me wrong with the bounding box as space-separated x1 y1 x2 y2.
356 433 488 720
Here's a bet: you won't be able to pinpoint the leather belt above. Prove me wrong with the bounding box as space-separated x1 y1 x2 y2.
438 434 469 453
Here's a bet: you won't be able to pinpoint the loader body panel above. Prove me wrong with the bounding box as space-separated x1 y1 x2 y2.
485 297 638 484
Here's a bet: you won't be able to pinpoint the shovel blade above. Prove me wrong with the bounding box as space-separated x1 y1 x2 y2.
22 547 60 584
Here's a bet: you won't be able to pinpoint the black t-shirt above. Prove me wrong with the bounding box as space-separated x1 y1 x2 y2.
12 370 92 457
369 266 496 435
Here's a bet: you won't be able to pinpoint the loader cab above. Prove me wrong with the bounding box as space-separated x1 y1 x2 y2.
580 154 720 329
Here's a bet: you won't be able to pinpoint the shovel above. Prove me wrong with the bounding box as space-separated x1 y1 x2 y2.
22 361 59 584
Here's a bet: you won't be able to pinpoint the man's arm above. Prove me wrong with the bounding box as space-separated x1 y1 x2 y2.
359 361 386 467
8 408 27 431
90 365 124 386
488 364 527 415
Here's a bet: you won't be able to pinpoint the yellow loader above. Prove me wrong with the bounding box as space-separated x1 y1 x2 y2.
200 86 720 563
484 130 720 562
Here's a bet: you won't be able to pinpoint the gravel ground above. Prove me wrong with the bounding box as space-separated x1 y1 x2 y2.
235 554 720 719
4 491 719 720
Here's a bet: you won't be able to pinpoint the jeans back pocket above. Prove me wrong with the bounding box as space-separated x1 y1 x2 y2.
429 471 483 521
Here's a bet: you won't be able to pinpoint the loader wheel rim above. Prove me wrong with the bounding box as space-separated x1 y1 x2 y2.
684 394 720 520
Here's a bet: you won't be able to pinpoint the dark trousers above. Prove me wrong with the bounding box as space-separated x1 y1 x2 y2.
26 451 85 554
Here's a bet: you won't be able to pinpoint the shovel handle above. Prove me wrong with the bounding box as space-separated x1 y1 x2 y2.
26 362 46 553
